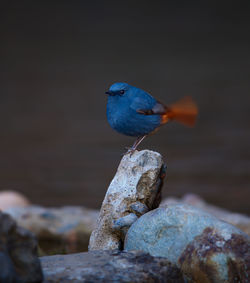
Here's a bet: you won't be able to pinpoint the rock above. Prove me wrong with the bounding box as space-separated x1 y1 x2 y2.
161 193 250 235
41 250 184 282
0 211 43 283
5 205 98 255
125 204 250 282
89 150 166 250
0 190 29 210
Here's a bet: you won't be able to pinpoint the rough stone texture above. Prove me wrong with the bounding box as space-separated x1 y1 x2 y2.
5 205 98 255
125 204 250 282
89 150 165 250
0 211 43 283
41 250 184 283
161 193 250 235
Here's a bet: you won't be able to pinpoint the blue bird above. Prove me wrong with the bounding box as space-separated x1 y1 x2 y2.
106 82 198 154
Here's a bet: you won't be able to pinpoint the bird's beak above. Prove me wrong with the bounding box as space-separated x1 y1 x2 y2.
105 91 111 95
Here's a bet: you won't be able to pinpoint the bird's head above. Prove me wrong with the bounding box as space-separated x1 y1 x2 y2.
105 82 130 96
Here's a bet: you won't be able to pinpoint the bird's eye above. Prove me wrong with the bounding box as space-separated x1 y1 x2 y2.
120 90 125 95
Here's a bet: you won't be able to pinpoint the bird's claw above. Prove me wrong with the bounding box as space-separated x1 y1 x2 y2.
123 147 136 156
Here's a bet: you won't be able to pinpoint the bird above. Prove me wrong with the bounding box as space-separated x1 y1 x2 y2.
106 82 198 154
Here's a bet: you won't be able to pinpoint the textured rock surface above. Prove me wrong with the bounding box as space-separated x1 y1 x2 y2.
161 193 250 235
89 150 165 250
41 250 184 283
0 211 43 283
6 205 98 254
125 204 250 282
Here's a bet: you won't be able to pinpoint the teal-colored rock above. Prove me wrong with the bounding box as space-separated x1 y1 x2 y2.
125 204 250 282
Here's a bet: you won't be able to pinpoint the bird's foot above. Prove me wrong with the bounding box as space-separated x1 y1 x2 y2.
123 147 136 156
122 136 147 156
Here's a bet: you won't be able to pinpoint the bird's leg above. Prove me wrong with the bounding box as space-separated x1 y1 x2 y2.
124 135 147 155
132 135 147 150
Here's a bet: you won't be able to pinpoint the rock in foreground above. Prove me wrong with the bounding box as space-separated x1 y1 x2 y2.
0 211 43 283
89 150 165 250
41 250 184 283
125 204 250 282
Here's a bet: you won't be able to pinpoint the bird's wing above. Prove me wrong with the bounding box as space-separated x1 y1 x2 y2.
136 101 167 115
130 96 167 115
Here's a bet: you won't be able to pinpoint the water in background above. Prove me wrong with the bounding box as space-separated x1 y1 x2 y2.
0 2 250 213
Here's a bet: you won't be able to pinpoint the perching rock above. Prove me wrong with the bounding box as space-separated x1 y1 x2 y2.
125 204 250 282
89 150 166 250
41 250 184 283
162 193 250 235
5 205 98 255
0 211 43 283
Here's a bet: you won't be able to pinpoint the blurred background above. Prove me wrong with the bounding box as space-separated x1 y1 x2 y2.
0 1 249 214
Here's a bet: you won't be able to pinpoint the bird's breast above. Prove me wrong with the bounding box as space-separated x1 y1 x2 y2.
106 98 161 137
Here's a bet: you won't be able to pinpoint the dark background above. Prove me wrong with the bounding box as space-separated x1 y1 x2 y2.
0 1 250 213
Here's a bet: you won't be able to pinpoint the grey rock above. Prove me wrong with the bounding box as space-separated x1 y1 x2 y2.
161 193 250 235
89 149 166 250
41 250 184 283
5 205 98 254
0 211 43 283
125 204 250 282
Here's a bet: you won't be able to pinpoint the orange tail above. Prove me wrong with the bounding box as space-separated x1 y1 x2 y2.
164 97 198 127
